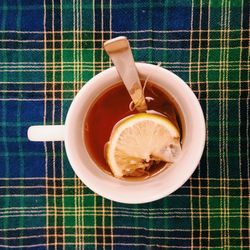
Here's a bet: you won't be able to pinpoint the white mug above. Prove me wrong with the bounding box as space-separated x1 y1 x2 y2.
28 63 205 204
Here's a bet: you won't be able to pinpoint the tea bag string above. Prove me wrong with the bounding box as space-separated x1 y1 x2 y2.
129 62 162 111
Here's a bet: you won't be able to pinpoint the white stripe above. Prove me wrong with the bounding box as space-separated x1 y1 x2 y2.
0 28 248 33
0 234 248 241
0 243 245 248
43 0 49 248
0 46 248 51
0 60 247 66
0 206 247 212
0 194 248 198
0 37 248 43
0 213 246 219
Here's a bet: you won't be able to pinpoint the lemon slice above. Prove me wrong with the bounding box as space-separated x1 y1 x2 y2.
106 113 181 178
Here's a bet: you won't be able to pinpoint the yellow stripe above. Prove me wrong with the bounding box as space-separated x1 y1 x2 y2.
206 0 211 247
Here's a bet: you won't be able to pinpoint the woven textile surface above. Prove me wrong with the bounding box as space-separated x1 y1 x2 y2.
0 0 249 249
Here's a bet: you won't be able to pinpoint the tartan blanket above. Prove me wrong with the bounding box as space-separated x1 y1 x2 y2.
0 0 249 249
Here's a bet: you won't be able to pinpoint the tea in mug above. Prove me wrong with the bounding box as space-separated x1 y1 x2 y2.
84 81 184 180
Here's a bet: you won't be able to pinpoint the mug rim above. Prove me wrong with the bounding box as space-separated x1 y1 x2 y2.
64 63 206 204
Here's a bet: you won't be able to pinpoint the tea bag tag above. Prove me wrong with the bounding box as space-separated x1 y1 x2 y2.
104 37 147 112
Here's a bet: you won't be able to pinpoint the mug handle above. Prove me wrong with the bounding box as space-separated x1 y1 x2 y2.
27 125 65 141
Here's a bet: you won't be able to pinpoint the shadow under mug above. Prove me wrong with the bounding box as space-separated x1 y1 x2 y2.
28 63 206 204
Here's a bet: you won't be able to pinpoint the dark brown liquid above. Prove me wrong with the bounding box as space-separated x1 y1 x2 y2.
84 81 184 180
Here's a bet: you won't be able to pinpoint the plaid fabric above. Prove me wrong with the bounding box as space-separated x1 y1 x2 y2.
0 0 249 249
